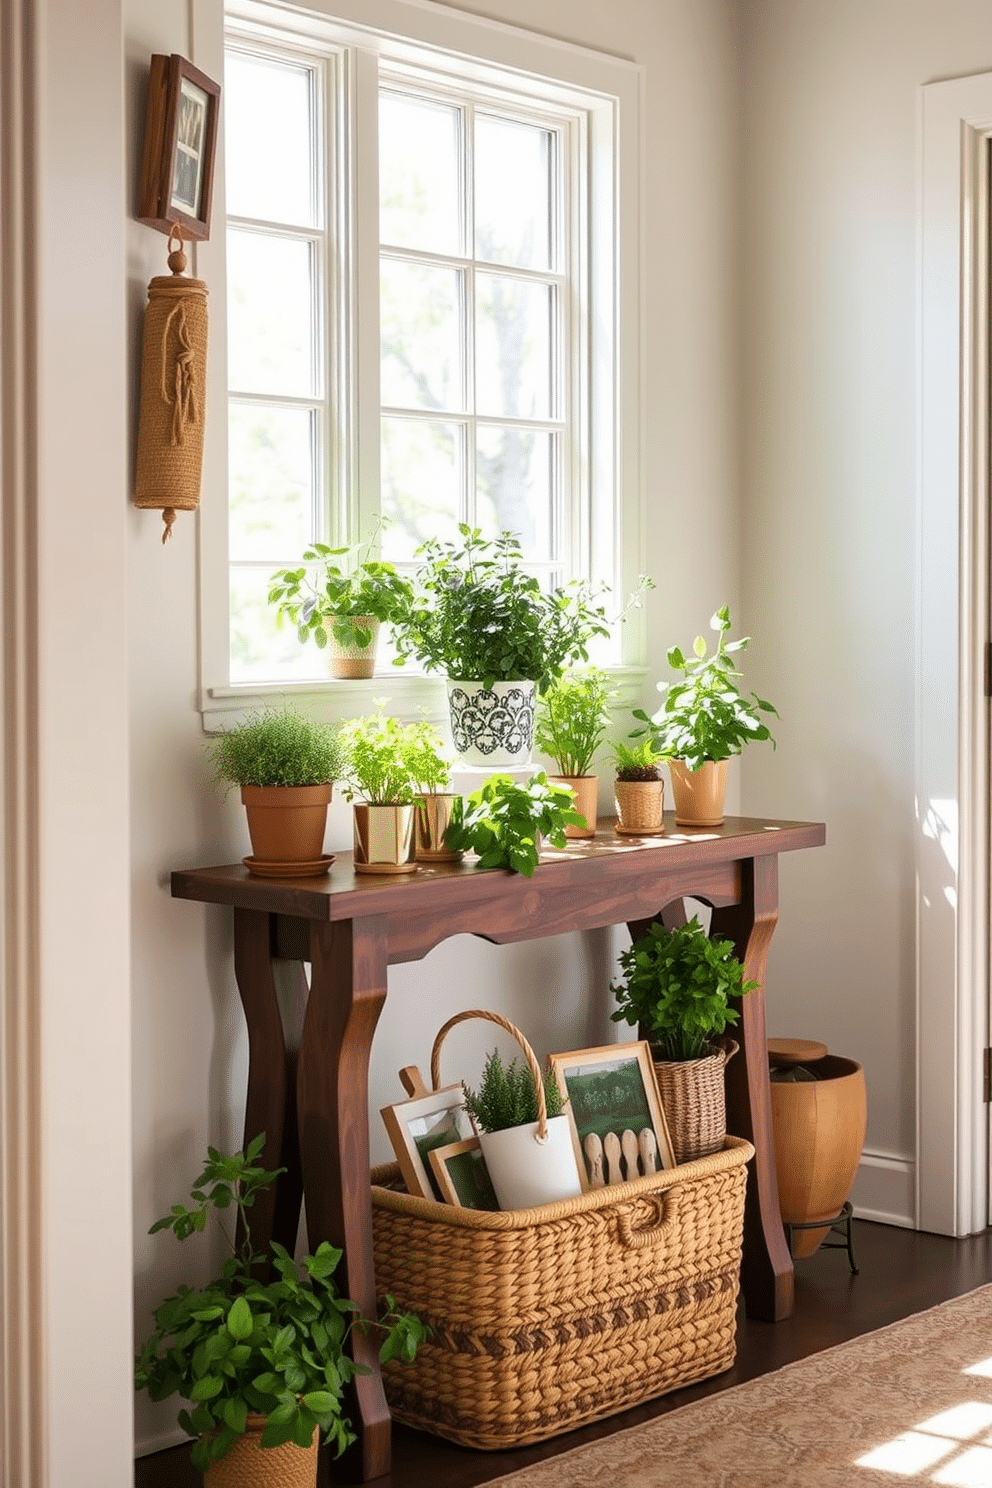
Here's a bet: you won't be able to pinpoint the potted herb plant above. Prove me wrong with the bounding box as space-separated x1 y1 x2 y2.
268 529 413 679
633 605 778 826
391 526 618 767
338 708 446 874
611 738 666 835
534 668 614 839
405 719 463 863
609 917 756 1163
434 1008 583 1209
134 1135 424 1487
208 707 346 876
445 771 584 877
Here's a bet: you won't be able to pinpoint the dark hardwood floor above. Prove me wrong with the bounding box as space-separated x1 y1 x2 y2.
134 1219 992 1487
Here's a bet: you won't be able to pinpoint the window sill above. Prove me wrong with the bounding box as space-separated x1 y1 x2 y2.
200 665 648 734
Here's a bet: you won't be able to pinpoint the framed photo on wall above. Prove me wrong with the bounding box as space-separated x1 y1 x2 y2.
380 1084 472 1202
138 53 220 240
549 1041 675 1189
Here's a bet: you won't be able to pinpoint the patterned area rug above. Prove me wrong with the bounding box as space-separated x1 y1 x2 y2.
489 1285 992 1487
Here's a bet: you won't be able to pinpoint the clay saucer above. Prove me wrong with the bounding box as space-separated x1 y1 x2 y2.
242 854 335 879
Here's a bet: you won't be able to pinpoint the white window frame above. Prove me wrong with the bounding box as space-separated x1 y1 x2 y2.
195 0 645 729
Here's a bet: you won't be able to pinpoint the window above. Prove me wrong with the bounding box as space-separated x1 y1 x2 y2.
200 0 643 720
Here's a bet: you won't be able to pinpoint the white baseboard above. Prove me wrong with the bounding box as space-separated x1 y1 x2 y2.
848 1148 915 1229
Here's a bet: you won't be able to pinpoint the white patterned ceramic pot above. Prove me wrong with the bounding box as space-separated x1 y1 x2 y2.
445 679 536 768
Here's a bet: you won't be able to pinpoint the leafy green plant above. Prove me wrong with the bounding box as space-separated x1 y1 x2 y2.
632 606 778 770
392 526 646 694
463 1050 564 1133
208 708 346 791
134 1136 425 1474
268 528 413 652
610 738 664 782
338 708 449 805
445 771 584 877
610 917 758 1061
534 669 615 777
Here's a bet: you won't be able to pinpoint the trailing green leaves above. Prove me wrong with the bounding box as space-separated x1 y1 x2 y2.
445 771 584 877
134 1141 427 1473
610 917 758 1061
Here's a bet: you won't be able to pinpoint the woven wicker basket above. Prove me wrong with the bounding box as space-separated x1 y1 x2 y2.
372 1135 752 1450
202 1416 318 1487
653 1039 738 1165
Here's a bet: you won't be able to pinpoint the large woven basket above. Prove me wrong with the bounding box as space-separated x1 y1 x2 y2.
653 1039 739 1164
371 1135 752 1450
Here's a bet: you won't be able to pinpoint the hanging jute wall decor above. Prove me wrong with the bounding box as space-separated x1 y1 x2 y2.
133 227 209 542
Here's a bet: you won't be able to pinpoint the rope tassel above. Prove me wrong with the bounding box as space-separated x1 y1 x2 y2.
133 226 209 540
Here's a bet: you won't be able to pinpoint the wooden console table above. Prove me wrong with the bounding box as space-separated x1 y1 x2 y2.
172 814 825 1481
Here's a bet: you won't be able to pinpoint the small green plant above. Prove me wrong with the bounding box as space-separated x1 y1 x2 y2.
392 526 648 694
134 1136 425 1474
268 527 414 652
208 708 346 791
534 668 615 777
445 771 584 877
463 1049 564 1133
610 737 664 782
610 917 758 1061
633 606 778 770
338 707 449 805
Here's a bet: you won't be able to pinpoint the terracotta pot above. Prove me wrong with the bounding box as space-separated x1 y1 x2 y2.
353 802 417 874
327 615 379 679
203 1415 318 1488
614 778 664 833
415 793 463 862
446 679 536 767
240 784 332 866
652 1039 737 1164
668 758 728 827
769 1052 867 1258
550 774 598 839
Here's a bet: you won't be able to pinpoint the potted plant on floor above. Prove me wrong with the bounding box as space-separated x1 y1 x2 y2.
433 1008 583 1209
268 529 413 679
633 605 778 826
338 708 447 873
208 707 346 877
611 738 666 834
135 1135 424 1487
609 916 756 1163
392 526 641 767
445 771 584 878
534 668 615 839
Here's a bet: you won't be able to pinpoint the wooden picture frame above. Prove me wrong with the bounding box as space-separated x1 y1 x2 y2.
138 53 220 240
380 1083 471 1202
428 1137 500 1211
549 1041 675 1190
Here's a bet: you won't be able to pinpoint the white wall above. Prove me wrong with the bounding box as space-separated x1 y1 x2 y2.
127 0 744 1456
740 0 992 1228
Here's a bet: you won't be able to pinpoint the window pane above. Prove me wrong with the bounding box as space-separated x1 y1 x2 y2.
475 273 553 419
476 424 554 558
379 92 461 254
228 229 316 397
229 403 315 562
380 417 463 561
225 52 315 225
474 115 553 271
229 566 320 684
380 259 463 412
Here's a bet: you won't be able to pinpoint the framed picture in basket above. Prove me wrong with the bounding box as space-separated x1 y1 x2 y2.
381 1084 472 1201
429 1137 500 1212
549 1041 675 1189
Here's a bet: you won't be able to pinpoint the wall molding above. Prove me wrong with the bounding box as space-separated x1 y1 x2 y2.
850 1149 915 1231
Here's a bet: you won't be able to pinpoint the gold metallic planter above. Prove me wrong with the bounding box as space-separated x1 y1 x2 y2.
353 803 417 874
415 793 463 862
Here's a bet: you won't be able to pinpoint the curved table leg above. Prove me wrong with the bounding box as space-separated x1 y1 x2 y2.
710 855 794 1321
232 907 303 1264
298 914 391 1483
